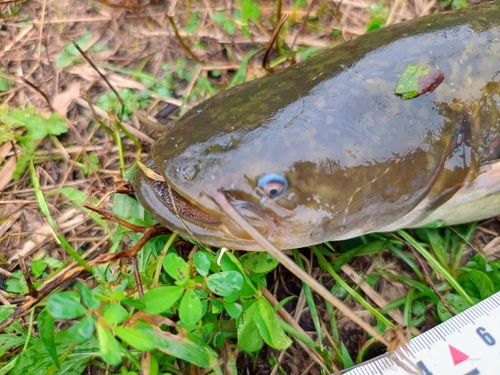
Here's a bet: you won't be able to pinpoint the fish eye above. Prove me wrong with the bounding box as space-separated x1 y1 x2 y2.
257 174 288 199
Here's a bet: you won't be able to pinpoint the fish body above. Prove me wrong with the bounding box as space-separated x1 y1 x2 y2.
134 2 500 250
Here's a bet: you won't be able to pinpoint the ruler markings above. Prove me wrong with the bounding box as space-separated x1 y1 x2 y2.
342 291 500 375
469 308 481 319
375 359 386 371
465 310 477 321
486 299 497 309
436 329 446 341
428 332 441 347
454 314 467 328
423 330 436 344
413 340 424 351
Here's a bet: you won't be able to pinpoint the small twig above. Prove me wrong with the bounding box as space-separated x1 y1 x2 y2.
131 256 144 298
0 267 12 278
0 291 10 305
16 75 54 112
38 0 47 60
18 257 38 298
89 225 171 264
262 14 289 70
71 41 125 113
168 17 204 63
287 0 318 54
84 204 151 233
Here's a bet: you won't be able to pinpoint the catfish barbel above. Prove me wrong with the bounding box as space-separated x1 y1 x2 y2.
133 2 500 251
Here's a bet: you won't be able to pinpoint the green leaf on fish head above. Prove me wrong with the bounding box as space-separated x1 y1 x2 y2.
394 64 444 100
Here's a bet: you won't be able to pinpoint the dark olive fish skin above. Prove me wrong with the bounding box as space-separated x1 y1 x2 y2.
134 2 500 250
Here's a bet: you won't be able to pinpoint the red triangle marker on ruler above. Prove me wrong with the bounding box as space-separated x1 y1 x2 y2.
449 345 469 365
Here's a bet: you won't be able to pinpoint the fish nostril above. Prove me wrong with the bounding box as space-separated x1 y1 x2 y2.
182 164 198 180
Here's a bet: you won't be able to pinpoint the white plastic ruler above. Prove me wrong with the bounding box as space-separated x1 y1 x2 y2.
344 291 500 375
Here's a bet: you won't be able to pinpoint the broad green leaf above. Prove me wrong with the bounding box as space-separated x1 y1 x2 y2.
115 326 158 351
47 292 86 320
112 192 155 226
30 258 47 278
24 112 67 139
122 298 146 309
142 285 184 314
5 270 29 294
0 308 35 358
81 153 99 174
237 306 263 352
247 297 292 349
96 323 122 366
179 289 204 327
0 333 33 358
437 294 469 322
394 64 423 99
44 257 64 268
241 0 260 21
206 271 243 297
193 251 211 276
0 77 8 92
67 315 95 343
218 252 257 297
163 253 190 285
2 108 67 140
130 320 220 370
224 301 242 319
10 330 97 375
74 282 100 309
210 298 224 314
459 269 495 299
103 302 129 325
38 308 59 369
240 252 279 274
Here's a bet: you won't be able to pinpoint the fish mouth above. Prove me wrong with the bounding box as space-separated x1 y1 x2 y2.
150 178 222 226
133 159 274 250
152 178 275 233
141 158 222 226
